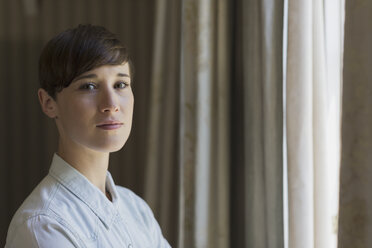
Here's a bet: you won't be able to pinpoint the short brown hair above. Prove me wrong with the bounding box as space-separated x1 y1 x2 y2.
39 24 131 99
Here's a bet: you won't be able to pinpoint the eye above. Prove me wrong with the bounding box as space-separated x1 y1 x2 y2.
115 81 129 89
79 82 97 90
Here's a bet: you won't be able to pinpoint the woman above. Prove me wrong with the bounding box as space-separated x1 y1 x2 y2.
5 24 170 247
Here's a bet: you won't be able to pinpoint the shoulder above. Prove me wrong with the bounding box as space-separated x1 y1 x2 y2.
6 175 85 247
7 175 59 232
6 212 81 247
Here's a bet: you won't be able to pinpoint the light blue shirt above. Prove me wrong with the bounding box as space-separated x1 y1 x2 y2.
5 153 171 248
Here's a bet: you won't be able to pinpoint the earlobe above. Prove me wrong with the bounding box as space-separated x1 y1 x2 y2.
38 88 58 119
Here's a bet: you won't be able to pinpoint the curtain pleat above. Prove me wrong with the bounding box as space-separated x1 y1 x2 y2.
240 0 284 247
178 0 214 246
286 1 316 247
144 0 181 246
211 0 230 246
178 0 230 247
338 1 372 247
1 0 347 247
287 0 342 247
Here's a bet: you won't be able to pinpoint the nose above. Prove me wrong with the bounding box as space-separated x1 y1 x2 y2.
99 89 119 113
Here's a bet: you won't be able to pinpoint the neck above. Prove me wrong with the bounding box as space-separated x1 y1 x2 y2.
57 139 110 195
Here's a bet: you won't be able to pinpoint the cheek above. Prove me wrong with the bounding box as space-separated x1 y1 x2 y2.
60 99 95 129
121 93 134 113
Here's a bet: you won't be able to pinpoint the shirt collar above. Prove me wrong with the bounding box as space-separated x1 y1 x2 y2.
48 153 119 229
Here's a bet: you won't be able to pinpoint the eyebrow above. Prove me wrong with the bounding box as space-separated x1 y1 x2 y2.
73 73 130 82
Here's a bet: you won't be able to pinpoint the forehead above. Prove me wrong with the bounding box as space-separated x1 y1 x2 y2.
74 62 130 81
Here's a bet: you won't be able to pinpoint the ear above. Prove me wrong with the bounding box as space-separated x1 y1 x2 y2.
38 88 58 119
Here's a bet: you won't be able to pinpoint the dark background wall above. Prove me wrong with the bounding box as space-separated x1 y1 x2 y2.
0 0 159 246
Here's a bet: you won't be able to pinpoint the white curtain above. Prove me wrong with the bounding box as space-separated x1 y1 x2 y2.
286 0 343 247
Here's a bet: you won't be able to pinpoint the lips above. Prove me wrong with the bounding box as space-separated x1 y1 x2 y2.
96 121 123 130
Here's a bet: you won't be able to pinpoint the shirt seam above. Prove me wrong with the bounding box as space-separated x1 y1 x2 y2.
7 213 83 247
28 216 40 248
40 177 60 213
33 212 85 247
50 208 98 242
47 210 89 246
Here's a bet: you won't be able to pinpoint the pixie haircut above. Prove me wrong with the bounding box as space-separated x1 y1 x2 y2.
39 24 131 99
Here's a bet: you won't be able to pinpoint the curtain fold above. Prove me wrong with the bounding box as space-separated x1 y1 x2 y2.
286 0 343 247
144 0 231 247
148 0 285 246
143 0 181 246
242 0 284 247
338 0 372 247
287 1 317 247
177 0 230 247
1 0 348 247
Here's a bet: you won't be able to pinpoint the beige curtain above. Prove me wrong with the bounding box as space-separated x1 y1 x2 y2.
177 0 230 247
143 0 181 246
241 0 284 247
146 0 285 247
286 0 343 247
4 0 349 247
143 0 232 247
338 1 372 247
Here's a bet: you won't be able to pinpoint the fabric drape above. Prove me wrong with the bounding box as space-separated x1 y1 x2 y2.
240 0 284 247
143 0 181 246
1 0 347 247
338 1 372 247
146 0 286 247
177 0 230 247
146 0 285 247
286 0 343 247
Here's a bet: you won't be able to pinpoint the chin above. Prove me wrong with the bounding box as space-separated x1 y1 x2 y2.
83 138 124 153
109 144 125 153
85 134 129 153
95 142 126 153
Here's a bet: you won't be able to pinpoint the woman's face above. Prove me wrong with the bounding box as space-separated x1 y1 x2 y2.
54 62 134 153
